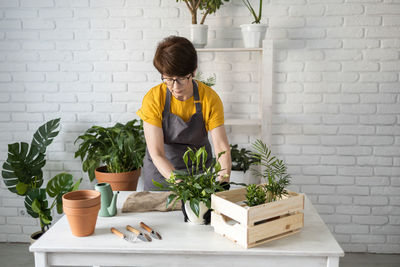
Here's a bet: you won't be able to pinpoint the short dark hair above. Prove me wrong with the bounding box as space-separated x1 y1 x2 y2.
153 36 197 77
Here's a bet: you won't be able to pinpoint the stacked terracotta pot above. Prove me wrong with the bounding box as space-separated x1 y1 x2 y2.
62 190 101 237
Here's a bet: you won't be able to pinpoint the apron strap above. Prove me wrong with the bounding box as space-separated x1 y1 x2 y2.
192 80 202 113
162 80 202 116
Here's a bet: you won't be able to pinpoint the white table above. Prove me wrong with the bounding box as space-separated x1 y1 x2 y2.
30 192 344 267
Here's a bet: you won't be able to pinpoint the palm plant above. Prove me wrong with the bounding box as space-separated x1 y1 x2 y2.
251 139 291 203
74 119 146 182
2 119 81 233
153 146 225 217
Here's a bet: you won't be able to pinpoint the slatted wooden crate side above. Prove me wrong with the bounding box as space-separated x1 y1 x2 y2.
211 211 304 248
211 211 248 246
247 212 304 246
247 191 305 226
211 193 249 226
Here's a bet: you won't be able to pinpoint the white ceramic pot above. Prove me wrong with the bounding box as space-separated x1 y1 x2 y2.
240 24 268 48
184 201 209 225
230 170 260 188
189 24 208 48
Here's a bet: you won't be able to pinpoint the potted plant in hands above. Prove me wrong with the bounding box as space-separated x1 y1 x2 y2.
1 119 82 241
74 119 146 191
240 0 268 48
177 0 230 48
153 146 226 225
230 144 260 188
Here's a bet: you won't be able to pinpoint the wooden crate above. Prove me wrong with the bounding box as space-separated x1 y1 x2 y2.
211 187 304 248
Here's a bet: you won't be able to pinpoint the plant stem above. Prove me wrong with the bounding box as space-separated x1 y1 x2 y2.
200 10 209 25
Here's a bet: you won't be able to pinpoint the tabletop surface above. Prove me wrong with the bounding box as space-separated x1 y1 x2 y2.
30 192 344 257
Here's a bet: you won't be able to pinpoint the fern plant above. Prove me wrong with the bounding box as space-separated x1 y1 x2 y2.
251 139 291 203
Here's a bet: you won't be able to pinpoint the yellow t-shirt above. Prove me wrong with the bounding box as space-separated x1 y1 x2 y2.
137 81 224 131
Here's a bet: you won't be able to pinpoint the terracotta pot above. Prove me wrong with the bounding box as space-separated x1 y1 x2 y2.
62 190 101 237
62 190 101 209
63 203 101 237
95 166 140 191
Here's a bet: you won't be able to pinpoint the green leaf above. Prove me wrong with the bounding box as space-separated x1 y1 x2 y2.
189 198 200 217
31 199 41 214
25 188 49 225
31 118 60 154
166 193 178 207
46 173 74 198
16 182 28 195
152 179 164 189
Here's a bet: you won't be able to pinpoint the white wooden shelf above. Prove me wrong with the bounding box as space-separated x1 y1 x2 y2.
196 41 273 145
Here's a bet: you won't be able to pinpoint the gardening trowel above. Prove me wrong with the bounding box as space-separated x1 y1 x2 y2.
140 222 162 240
126 225 152 242
110 227 137 243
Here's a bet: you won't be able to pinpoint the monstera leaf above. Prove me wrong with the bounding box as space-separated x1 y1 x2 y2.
25 188 52 228
1 118 60 195
31 118 60 154
2 143 45 195
46 173 82 214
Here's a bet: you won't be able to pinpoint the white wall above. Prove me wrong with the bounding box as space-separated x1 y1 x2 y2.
0 0 399 253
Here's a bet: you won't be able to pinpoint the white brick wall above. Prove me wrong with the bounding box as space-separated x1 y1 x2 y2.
0 0 399 253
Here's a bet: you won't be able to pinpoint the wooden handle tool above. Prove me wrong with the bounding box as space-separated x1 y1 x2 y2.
110 227 136 243
126 225 152 242
140 222 162 240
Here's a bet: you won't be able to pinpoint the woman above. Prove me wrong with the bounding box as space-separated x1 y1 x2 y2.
137 35 231 191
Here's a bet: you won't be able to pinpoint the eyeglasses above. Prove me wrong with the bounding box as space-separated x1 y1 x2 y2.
161 74 191 87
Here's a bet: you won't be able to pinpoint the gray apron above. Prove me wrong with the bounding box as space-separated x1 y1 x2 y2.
143 80 212 191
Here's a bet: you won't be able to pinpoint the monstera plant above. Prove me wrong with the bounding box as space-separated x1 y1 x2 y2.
1 118 81 239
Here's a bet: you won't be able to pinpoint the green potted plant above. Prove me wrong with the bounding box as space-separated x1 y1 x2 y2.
153 146 226 224
1 118 82 241
74 119 146 191
240 0 268 48
230 144 260 188
245 139 291 205
177 0 230 48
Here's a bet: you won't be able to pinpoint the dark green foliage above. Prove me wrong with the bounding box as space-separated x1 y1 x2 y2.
251 139 291 203
244 184 266 207
153 146 225 217
230 144 259 173
1 119 81 232
74 119 146 182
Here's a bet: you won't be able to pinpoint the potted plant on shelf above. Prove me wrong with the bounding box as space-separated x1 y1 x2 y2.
230 144 260 188
153 146 226 224
240 0 268 48
1 118 82 242
74 119 146 191
194 71 216 87
177 0 230 48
